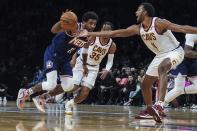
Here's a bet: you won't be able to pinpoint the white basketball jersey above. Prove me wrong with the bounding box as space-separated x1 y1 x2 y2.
140 17 180 55
86 37 112 65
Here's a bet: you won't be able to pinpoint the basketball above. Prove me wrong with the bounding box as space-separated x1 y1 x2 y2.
60 11 78 30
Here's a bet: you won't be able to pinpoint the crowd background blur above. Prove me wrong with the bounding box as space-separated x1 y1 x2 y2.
0 0 197 107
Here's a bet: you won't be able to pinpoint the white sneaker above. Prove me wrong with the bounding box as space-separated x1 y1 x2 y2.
16 89 29 110
33 96 46 113
65 115 73 130
65 99 75 115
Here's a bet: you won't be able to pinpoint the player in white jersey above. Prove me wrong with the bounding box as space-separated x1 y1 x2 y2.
65 22 116 114
80 2 197 122
165 34 197 105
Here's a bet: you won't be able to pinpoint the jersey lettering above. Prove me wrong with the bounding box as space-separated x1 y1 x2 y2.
69 37 86 47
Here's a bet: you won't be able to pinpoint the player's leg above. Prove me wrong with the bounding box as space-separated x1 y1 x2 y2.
34 76 75 113
135 74 158 120
141 75 158 106
157 58 172 103
185 77 197 94
165 61 187 104
136 55 162 121
165 60 188 103
153 47 184 121
184 62 197 94
17 70 58 110
165 74 185 103
33 61 75 112
65 68 98 114
17 49 58 110
74 69 98 103
32 70 58 112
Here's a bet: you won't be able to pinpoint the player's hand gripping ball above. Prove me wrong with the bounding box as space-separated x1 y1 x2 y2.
60 11 78 30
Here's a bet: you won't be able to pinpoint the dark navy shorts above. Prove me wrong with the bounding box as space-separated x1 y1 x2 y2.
171 59 197 77
43 50 73 76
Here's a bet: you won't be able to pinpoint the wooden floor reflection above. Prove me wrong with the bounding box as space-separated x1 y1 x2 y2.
0 102 197 131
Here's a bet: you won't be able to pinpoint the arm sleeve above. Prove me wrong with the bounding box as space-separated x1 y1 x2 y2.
105 54 114 71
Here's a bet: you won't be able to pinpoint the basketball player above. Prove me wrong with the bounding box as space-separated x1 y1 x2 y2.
65 21 116 114
31 11 99 112
16 11 88 111
165 34 197 105
33 22 116 114
80 2 197 122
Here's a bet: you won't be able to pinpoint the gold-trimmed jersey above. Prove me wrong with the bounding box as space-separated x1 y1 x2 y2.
85 37 112 65
140 17 179 55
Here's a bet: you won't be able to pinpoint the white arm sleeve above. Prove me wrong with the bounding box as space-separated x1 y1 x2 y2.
185 34 197 47
105 54 114 71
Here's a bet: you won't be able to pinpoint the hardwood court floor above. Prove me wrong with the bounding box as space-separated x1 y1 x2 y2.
0 102 197 131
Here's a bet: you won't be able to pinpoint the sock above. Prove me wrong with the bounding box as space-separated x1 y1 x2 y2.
155 101 164 108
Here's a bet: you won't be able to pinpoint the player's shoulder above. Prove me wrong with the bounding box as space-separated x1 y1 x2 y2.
155 18 170 25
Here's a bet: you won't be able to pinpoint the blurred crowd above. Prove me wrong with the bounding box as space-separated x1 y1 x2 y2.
0 0 197 108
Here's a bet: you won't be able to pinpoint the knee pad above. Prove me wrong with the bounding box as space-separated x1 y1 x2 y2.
60 77 74 92
42 81 57 91
42 71 57 91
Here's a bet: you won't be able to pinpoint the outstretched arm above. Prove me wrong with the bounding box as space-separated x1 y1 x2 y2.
157 18 197 34
87 25 139 38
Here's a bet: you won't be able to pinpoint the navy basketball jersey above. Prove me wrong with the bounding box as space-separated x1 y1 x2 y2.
43 32 87 76
46 32 87 62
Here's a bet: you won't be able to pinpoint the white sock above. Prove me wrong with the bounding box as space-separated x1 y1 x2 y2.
165 74 185 104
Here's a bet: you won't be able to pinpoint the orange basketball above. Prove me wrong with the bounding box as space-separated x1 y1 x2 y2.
60 11 78 30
